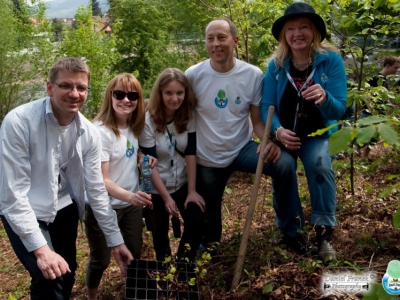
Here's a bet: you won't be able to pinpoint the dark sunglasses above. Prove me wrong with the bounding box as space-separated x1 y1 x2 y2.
112 90 139 101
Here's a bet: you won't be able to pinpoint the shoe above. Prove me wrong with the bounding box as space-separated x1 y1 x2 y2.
315 226 337 262
281 234 308 255
318 237 337 262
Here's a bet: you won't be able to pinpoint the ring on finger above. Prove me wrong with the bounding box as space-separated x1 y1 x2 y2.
285 144 288 148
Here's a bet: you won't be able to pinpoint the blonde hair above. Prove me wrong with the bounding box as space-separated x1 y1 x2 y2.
147 68 196 134
272 18 338 69
93 73 145 138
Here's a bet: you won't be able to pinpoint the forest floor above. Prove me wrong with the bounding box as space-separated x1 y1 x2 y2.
1 142 400 300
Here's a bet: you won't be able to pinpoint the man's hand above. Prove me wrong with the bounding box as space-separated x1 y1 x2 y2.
260 141 281 163
112 243 133 276
34 244 70 280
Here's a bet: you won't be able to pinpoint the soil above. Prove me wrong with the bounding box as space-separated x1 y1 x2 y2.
1 143 400 300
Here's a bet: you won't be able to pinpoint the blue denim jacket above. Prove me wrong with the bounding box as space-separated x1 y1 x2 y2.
0 97 123 252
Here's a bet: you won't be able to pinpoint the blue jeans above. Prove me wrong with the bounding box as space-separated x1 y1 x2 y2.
196 140 302 246
286 135 337 228
1 201 78 300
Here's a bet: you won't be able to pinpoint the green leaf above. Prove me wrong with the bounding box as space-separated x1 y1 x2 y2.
309 123 338 137
225 187 233 195
393 210 400 229
262 283 273 294
329 127 354 155
188 278 197 286
357 116 385 126
356 126 376 144
374 0 386 9
377 123 399 145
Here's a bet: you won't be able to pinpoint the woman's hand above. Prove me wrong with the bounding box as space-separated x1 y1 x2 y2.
184 191 205 212
164 198 179 217
147 155 158 168
277 127 301 150
301 84 327 105
137 154 158 170
129 191 152 207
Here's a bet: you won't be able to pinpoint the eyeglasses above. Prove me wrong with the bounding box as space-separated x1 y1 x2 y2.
112 90 139 101
53 82 90 94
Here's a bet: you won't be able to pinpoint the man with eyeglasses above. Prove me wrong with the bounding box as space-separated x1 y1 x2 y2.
0 57 133 299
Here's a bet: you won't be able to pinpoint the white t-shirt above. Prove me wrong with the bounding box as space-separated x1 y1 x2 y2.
185 58 263 167
57 119 75 210
94 120 140 209
139 112 196 194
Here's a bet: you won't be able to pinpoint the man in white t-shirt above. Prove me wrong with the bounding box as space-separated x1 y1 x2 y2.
185 18 303 255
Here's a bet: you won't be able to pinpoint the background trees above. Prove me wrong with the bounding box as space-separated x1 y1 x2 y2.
1 0 400 131
0 0 53 124
58 4 120 118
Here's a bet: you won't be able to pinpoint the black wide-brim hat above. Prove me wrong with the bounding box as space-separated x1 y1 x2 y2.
271 2 326 41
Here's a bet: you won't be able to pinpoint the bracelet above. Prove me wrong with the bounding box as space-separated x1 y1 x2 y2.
274 126 283 142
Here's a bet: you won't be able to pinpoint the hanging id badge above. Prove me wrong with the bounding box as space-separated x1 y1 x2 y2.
166 126 177 187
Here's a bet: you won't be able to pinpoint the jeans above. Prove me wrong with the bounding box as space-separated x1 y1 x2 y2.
150 183 204 262
1 201 79 300
84 204 143 289
288 135 337 227
196 140 302 246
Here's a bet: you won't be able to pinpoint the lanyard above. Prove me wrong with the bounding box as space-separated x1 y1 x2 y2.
166 126 176 167
285 68 316 97
285 68 315 131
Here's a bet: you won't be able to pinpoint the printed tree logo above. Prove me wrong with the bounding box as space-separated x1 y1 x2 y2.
215 89 228 108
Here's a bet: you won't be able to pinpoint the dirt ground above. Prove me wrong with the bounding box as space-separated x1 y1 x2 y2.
1 143 400 300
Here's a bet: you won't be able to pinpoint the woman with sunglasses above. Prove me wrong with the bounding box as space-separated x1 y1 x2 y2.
139 68 205 262
84 73 156 300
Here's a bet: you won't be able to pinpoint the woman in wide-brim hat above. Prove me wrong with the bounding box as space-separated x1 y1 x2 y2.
260 2 347 262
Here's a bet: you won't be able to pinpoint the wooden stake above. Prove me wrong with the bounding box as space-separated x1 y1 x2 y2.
231 106 275 290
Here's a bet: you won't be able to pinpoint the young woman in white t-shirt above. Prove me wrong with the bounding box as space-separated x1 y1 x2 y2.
140 68 205 262
85 73 156 300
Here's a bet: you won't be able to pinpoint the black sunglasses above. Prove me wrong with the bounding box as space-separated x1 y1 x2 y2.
112 90 139 101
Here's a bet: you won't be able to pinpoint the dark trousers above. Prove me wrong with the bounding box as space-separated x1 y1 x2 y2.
1 201 79 300
196 140 300 246
84 204 143 289
151 183 204 262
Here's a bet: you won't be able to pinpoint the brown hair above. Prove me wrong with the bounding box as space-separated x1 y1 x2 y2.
49 57 90 83
383 56 399 67
147 68 196 134
205 18 238 39
93 73 145 138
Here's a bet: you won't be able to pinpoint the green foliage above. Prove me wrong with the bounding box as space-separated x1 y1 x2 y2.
59 5 120 118
298 259 323 274
393 209 400 228
262 283 273 294
109 0 184 95
0 0 53 124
